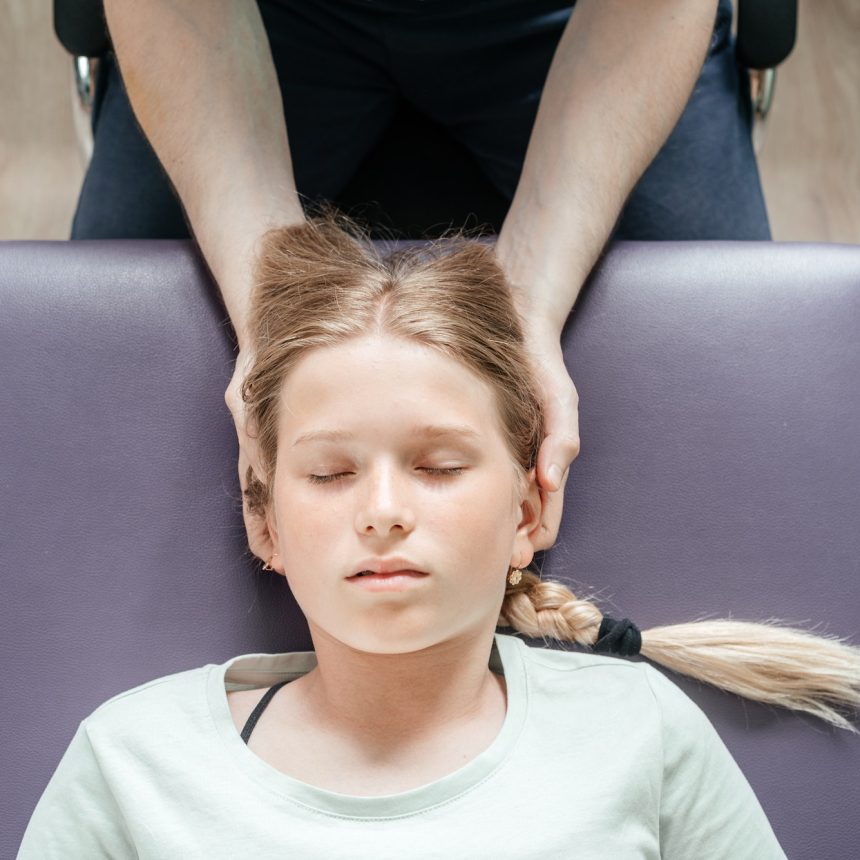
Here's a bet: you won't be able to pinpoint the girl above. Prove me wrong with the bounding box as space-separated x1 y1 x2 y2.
19 215 860 858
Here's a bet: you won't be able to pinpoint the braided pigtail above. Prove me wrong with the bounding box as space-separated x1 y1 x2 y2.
499 569 860 733
499 569 603 646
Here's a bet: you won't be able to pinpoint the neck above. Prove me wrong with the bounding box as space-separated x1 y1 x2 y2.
296 625 505 754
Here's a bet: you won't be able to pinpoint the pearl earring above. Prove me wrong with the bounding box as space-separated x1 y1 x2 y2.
508 567 523 586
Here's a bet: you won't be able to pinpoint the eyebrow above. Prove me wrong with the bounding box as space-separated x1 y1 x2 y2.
291 424 483 448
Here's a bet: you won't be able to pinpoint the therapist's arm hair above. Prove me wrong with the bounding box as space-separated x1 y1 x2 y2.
103 0 306 348
496 0 720 331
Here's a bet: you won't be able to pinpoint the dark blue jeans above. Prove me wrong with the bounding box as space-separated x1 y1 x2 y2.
71 0 770 241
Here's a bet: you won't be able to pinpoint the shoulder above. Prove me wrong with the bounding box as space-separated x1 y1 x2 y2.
505 633 705 731
514 635 648 675
82 663 216 746
510 633 659 692
511 636 748 779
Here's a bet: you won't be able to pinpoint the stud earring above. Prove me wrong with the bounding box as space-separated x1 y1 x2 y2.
508 567 523 586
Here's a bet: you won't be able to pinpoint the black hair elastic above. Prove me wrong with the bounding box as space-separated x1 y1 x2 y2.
593 616 642 657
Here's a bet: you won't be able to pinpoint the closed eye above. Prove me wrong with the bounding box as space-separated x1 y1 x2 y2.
307 467 464 485
420 467 464 477
308 472 352 484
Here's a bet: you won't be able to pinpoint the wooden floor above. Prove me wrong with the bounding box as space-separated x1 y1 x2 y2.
755 0 860 242
1 0 858 242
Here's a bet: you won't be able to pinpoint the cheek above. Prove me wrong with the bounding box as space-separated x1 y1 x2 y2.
275 492 335 556
446 475 520 566
275 500 342 606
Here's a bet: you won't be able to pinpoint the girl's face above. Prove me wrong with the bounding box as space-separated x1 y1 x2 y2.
264 334 542 654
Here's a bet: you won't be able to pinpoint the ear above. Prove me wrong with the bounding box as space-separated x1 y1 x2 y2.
245 499 284 575
263 507 287 575
510 467 546 569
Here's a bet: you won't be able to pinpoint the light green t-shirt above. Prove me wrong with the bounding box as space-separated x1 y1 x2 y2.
18 632 786 858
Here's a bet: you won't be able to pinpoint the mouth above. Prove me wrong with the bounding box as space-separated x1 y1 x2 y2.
346 568 430 592
347 558 430 579
348 570 428 580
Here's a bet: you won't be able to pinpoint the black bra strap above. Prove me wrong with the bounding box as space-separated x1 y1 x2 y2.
240 680 290 745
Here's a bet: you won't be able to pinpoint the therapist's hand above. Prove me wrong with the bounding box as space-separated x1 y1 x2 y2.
522 323 580 551
224 349 271 564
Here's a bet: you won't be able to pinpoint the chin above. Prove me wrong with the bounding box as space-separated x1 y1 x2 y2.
352 631 440 655
327 622 454 656
349 619 501 658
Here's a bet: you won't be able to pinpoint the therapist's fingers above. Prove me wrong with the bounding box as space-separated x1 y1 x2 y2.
530 343 581 490
225 351 271 564
224 350 263 476
525 341 580 551
533 465 570 551
239 442 272 564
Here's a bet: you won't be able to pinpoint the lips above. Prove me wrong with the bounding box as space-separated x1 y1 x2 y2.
347 568 430 592
348 558 429 579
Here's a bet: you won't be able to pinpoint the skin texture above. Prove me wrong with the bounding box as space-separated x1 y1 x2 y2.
247 334 544 770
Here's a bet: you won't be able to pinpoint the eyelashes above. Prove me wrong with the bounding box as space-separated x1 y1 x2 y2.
307 472 349 485
308 467 465 485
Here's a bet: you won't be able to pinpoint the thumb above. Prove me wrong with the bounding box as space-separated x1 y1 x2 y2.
537 379 580 493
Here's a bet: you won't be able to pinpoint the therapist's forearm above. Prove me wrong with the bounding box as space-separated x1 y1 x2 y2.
104 0 305 349
496 0 719 333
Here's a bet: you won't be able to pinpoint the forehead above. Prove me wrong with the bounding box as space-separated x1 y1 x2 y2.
278 335 505 444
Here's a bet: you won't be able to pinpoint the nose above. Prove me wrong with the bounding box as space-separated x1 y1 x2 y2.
354 462 416 537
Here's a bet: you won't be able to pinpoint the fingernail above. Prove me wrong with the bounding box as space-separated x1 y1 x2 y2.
548 464 562 489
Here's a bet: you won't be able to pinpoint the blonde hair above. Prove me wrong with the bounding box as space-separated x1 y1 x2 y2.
241 212 860 733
